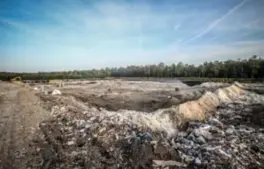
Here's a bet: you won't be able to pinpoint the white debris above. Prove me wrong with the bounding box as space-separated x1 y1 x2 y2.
52 89 62 95
153 160 184 167
29 81 264 169
195 158 202 165
225 128 234 135
193 125 213 140
67 140 75 146
201 82 226 88
208 117 224 128
218 149 232 159
234 81 244 88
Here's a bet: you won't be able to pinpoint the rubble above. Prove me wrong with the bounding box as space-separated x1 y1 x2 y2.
200 82 227 88
25 82 264 169
52 89 62 95
152 160 184 167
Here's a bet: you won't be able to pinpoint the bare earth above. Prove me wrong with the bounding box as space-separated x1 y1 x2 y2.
0 82 49 169
0 80 263 169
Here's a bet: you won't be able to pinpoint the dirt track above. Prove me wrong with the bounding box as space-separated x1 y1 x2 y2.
0 82 49 169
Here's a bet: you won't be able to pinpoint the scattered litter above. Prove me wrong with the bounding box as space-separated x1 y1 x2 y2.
153 160 184 167
194 157 202 165
26 82 264 169
52 89 61 95
67 140 75 146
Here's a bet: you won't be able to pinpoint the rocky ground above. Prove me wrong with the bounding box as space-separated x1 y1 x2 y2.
0 80 264 169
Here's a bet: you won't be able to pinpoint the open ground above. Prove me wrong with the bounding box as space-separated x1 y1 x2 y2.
0 79 263 169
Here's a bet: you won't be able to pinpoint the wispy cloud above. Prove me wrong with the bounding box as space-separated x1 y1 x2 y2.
182 0 249 44
0 0 263 72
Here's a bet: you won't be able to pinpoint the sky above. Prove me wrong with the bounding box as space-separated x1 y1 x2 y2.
0 0 264 72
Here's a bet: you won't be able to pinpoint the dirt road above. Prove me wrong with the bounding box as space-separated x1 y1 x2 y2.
0 82 49 169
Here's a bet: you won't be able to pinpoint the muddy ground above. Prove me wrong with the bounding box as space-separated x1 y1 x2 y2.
0 80 263 169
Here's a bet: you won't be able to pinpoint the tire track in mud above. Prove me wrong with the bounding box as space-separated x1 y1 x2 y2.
5 105 17 169
0 89 19 169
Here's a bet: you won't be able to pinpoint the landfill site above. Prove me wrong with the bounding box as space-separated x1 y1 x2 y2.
0 79 264 169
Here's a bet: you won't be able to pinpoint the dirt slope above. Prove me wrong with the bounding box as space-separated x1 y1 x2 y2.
26 84 264 169
1 81 263 169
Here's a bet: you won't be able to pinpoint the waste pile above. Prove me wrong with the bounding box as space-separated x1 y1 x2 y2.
26 83 264 169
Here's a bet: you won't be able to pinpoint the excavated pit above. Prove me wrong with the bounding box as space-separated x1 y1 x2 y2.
1 80 264 169
36 80 228 112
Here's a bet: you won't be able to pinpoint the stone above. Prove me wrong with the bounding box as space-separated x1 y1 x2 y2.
187 133 196 141
208 118 224 128
239 143 247 150
153 160 184 167
67 140 75 146
193 126 213 140
141 132 153 141
51 89 62 95
177 131 188 137
181 153 195 163
194 157 202 165
196 136 206 145
225 128 234 135
239 127 255 134
217 149 232 159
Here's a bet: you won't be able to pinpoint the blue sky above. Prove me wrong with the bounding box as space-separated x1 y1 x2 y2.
0 0 264 72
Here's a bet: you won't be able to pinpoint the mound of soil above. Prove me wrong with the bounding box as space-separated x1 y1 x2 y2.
25 101 264 169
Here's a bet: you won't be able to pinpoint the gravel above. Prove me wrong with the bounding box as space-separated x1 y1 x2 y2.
25 101 264 169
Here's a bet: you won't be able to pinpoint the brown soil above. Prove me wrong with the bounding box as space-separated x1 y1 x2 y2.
1 80 263 169
0 82 49 169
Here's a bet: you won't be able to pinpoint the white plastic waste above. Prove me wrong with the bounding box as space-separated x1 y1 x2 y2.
52 89 62 95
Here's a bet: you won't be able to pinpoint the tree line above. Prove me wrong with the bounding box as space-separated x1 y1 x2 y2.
1 55 264 81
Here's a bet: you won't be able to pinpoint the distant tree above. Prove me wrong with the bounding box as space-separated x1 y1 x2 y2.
1 56 264 80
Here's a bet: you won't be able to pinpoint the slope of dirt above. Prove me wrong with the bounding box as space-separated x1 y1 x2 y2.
25 82 264 169
1 80 264 169
0 82 49 169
